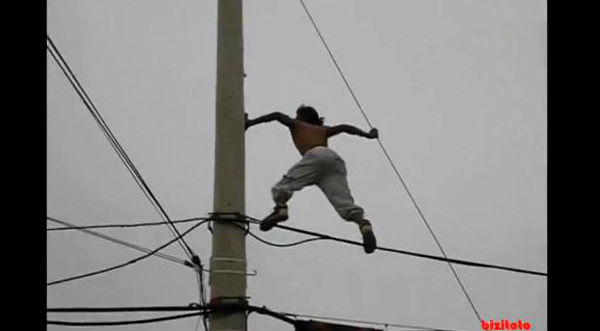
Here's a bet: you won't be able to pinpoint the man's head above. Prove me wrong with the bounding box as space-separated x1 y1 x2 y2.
296 104 324 125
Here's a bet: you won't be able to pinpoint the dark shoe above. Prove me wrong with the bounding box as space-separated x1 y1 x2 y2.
359 220 376 254
260 205 288 231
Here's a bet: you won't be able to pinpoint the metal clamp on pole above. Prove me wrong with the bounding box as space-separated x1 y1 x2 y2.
208 212 249 234
208 256 255 285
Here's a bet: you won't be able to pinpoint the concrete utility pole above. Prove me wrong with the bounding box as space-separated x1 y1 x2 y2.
209 0 247 330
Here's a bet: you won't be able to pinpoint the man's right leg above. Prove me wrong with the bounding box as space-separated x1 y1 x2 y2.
261 155 319 231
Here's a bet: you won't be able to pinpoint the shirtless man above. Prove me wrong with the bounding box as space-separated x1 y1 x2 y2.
245 105 378 254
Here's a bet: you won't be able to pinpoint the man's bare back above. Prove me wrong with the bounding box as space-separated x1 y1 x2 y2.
290 120 328 155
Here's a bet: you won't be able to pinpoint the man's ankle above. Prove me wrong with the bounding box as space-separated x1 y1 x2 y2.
358 220 372 232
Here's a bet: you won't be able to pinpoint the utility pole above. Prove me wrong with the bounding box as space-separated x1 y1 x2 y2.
209 0 247 330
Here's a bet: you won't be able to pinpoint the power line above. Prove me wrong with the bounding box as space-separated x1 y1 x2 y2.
47 312 206 327
281 312 463 331
296 0 485 323
230 222 326 247
47 219 208 286
47 35 209 315
46 216 209 232
195 270 209 331
47 213 546 276
47 305 473 331
46 34 195 260
47 216 193 268
242 214 546 276
47 306 208 313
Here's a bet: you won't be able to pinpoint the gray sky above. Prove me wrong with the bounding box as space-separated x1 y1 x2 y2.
47 1 547 330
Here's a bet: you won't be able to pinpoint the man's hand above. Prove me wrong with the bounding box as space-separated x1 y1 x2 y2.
368 128 379 139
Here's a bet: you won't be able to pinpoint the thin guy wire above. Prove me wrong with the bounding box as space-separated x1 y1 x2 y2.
297 0 482 322
47 217 191 267
47 220 208 286
46 35 194 259
47 216 209 231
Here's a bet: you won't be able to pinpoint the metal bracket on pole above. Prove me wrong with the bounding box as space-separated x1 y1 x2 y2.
208 256 255 282
204 268 257 276
208 212 248 234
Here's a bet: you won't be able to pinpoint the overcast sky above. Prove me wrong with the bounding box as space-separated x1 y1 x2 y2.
47 1 547 330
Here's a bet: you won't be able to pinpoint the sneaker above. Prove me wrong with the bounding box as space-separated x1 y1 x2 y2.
359 220 377 254
260 205 288 231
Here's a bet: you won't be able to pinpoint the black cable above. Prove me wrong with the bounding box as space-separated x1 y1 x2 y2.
47 312 206 326
47 305 473 331
47 220 208 286
48 306 208 313
49 305 294 326
196 274 209 331
243 215 546 276
46 35 195 260
248 231 325 248
281 311 463 331
47 217 193 267
47 216 209 231
47 215 208 330
47 212 546 276
230 222 326 247
194 266 209 331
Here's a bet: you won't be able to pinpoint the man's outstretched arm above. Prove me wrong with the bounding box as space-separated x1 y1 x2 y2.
326 124 378 139
246 112 294 130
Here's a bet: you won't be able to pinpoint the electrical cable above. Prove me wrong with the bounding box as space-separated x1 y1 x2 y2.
229 222 326 247
47 220 208 286
47 213 546 276
47 216 193 267
47 36 208 321
248 231 325 248
47 216 209 232
281 311 467 331
242 214 546 276
47 305 475 331
46 35 195 260
47 312 206 326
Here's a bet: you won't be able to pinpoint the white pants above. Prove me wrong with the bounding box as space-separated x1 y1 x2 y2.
271 146 365 224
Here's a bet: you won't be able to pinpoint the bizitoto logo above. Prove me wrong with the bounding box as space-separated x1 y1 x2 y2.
481 319 532 330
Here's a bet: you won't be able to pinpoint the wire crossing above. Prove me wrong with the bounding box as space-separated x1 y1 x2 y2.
47 217 194 268
47 214 546 276
47 216 210 330
46 35 195 261
46 219 209 286
46 216 210 231
47 35 209 315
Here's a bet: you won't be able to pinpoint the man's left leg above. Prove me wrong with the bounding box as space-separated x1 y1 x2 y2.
317 168 377 254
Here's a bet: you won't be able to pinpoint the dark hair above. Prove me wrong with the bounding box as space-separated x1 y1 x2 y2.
296 104 324 125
